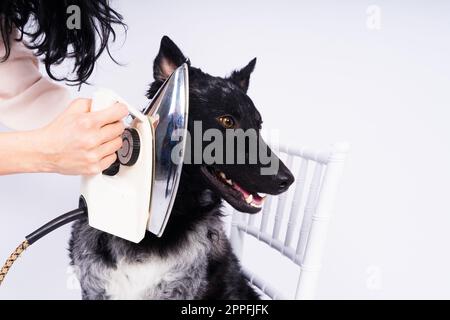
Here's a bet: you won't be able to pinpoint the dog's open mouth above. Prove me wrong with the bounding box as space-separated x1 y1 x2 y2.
200 166 266 213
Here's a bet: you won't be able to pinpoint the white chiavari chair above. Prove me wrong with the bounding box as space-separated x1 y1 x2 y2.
229 142 350 299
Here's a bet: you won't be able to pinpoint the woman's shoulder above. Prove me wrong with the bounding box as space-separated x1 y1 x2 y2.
1 28 38 65
0 29 71 131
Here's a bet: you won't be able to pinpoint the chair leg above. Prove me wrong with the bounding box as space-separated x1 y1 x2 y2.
296 143 349 299
230 211 245 259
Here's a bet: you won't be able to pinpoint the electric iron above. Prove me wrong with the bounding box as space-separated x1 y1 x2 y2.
0 63 189 286
82 63 189 243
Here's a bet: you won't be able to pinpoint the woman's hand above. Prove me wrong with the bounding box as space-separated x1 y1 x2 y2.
0 98 128 176
37 98 128 175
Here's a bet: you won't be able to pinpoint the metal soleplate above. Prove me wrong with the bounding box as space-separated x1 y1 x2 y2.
144 63 189 237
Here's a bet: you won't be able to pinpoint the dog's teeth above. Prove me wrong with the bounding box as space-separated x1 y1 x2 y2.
257 193 267 198
245 194 253 204
219 172 226 180
250 202 262 208
226 179 233 185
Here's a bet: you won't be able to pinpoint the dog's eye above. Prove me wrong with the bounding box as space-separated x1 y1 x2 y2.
217 115 236 129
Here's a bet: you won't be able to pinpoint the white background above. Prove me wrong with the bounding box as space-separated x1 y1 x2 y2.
1 0 450 299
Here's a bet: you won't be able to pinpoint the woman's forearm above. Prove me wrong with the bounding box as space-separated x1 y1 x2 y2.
0 99 127 176
0 129 53 175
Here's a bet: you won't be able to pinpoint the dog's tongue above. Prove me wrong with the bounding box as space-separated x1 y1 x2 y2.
232 181 264 205
232 182 251 199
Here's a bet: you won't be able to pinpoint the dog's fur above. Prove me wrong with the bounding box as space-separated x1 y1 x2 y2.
69 36 294 300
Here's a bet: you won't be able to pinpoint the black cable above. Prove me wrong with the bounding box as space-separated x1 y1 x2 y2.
26 196 88 245
26 207 87 245
0 197 88 286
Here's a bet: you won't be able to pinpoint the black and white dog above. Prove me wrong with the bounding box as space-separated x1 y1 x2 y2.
69 36 294 300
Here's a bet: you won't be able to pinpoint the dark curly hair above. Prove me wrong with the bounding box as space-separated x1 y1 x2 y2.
0 0 126 85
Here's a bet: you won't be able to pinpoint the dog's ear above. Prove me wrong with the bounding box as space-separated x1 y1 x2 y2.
153 36 188 81
228 58 257 93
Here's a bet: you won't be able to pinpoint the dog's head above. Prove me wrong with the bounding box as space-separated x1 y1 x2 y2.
147 36 294 214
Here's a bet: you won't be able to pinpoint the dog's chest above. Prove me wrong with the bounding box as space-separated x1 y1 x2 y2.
103 232 210 299
105 257 176 300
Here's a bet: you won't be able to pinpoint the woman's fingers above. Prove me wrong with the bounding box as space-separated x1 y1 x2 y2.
97 136 123 159
91 103 129 127
42 98 129 176
98 121 125 145
99 153 118 172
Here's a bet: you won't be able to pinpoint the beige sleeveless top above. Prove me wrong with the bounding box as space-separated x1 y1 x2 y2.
0 30 71 130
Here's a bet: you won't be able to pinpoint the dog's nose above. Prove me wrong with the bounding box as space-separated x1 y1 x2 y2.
277 170 295 193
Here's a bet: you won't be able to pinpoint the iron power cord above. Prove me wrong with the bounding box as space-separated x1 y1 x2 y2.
0 197 88 286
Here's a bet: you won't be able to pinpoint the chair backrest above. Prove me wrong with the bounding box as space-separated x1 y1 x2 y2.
229 142 349 299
